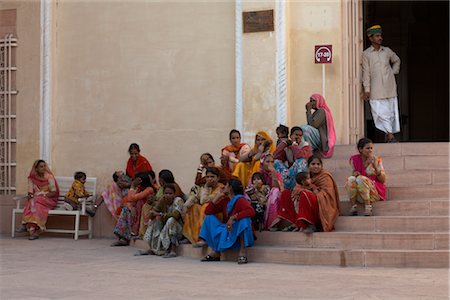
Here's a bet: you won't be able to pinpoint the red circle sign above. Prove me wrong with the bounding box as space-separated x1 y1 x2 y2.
315 45 332 64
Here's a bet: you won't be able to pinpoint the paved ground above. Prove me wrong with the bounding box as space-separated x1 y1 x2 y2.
0 236 449 300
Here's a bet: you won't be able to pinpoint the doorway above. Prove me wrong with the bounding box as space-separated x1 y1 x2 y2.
363 1 449 142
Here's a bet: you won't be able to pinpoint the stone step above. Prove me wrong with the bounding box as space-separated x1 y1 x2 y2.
334 216 450 232
331 142 449 158
252 231 448 250
332 170 449 187
132 238 449 268
339 199 449 216
338 185 449 200
324 155 449 172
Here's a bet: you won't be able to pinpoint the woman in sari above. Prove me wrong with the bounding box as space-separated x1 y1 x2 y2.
274 126 312 190
182 167 224 245
345 138 386 216
221 129 251 172
111 171 156 246
301 93 336 158
126 143 153 179
97 171 131 219
137 184 185 257
253 154 284 230
199 179 255 264
301 155 340 232
232 131 275 187
139 169 184 237
17 160 59 240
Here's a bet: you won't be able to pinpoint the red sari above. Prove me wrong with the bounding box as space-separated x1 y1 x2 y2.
126 154 152 179
22 161 60 231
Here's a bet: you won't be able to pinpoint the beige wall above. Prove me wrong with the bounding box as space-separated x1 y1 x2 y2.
288 0 344 143
242 0 277 143
0 1 42 194
52 1 236 196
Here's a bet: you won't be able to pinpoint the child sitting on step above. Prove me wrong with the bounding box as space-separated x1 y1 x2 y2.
245 172 270 231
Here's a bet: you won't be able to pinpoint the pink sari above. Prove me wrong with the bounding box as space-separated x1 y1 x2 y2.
22 160 60 230
311 93 336 158
102 182 123 220
350 154 386 200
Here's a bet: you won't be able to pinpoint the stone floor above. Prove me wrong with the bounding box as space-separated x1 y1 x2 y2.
1 236 449 300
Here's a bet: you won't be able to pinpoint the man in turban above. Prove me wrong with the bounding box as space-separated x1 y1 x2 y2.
362 25 401 143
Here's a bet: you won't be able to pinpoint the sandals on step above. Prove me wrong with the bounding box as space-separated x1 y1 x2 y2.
282 225 297 232
192 242 207 248
201 254 220 262
162 252 177 258
237 256 248 264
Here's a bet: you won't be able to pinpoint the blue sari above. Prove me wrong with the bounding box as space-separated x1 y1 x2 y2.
199 195 254 253
300 125 321 151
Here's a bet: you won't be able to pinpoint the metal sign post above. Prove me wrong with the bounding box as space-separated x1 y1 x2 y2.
314 45 333 97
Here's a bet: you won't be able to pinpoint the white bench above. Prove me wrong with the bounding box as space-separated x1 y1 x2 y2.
11 176 97 240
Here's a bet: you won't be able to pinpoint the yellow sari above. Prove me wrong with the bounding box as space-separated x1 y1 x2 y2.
232 131 275 187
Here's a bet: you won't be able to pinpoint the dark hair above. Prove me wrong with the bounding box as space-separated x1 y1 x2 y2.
295 172 310 185
229 129 241 140
35 160 46 168
228 178 244 195
307 155 323 166
276 124 289 136
136 171 152 188
251 172 264 183
201 153 215 163
290 126 303 136
205 167 220 177
74 171 87 180
357 137 373 150
128 143 140 153
112 171 120 182
158 169 175 184
163 183 176 193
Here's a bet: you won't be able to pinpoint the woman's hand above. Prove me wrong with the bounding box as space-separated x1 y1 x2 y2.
352 171 361 177
27 192 34 199
226 215 236 231
305 102 313 111
131 177 142 189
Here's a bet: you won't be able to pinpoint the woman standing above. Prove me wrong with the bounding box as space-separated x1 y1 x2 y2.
17 160 60 240
232 131 275 187
221 129 251 172
126 143 153 179
274 126 312 190
302 94 336 158
345 138 386 216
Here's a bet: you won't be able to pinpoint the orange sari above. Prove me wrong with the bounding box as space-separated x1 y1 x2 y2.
232 131 275 187
126 154 152 179
311 170 340 232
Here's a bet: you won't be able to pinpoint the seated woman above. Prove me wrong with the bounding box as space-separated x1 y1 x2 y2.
99 171 131 219
302 155 340 232
194 153 216 186
111 171 156 246
274 126 312 190
182 167 224 245
273 172 319 232
255 154 284 230
126 143 153 179
16 160 59 240
301 93 336 158
221 129 251 172
137 184 185 258
199 179 255 264
139 169 184 237
345 138 386 216
233 131 275 187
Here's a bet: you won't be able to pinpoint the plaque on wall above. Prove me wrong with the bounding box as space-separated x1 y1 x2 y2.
243 9 274 33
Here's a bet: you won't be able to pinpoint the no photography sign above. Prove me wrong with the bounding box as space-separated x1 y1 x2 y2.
315 45 332 64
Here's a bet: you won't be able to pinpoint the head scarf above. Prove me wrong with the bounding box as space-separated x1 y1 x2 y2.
254 131 275 154
367 25 382 37
258 153 279 188
28 160 60 195
311 93 336 158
